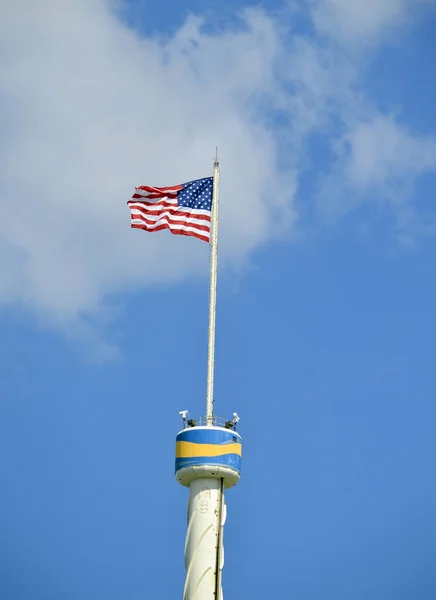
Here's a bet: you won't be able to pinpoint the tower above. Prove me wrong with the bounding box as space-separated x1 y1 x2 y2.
175 413 242 599
126 149 237 596
174 151 241 599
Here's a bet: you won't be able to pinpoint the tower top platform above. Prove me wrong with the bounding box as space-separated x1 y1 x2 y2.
175 416 242 488
178 414 239 432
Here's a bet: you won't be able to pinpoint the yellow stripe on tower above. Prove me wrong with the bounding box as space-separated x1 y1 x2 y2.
176 441 242 458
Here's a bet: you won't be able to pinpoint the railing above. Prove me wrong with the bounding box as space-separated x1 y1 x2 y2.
182 415 237 430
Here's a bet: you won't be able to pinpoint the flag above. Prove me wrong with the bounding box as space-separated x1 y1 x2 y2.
127 177 213 243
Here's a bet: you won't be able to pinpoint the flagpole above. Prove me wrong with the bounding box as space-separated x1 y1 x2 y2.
206 150 220 426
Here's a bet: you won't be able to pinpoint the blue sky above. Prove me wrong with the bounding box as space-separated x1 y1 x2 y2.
1 0 436 598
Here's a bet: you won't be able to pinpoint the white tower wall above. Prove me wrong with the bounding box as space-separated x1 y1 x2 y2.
183 478 226 600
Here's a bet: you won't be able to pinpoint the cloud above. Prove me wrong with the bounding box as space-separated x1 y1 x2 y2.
308 0 435 44
293 0 436 233
1 0 435 352
0 0 296 334
317 115 436 225
343 116 436 189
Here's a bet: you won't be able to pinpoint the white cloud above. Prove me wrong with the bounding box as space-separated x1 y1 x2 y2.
296 0 436 231
344 116 436 188
1 0 435 352
308 0 436 44
0 0 297 335
279 36 359 138
317 115 436 223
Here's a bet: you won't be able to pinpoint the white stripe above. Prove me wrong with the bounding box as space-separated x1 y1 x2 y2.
129 196 178 206
131 217 210 237
128 204 211 218
127 200 178 212
129 208 210 227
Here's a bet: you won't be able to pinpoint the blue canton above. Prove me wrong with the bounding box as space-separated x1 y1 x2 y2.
177 177 213 211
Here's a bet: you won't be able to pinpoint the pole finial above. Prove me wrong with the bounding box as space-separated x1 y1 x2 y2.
215 147 219 167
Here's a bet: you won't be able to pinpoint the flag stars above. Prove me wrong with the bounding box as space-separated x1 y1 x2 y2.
178 177 213 211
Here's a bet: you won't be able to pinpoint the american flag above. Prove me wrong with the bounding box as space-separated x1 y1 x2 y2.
127 177 213 243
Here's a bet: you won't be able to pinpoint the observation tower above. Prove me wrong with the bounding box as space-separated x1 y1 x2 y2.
175 413 242 599
175 153 242 599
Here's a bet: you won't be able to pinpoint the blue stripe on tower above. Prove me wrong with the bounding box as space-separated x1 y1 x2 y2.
175 454 241 472
176 428 242 445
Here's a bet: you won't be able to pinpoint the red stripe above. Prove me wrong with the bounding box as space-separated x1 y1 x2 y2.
131 192 178 200
136 184 183 192
131 222 209 243
128 203 211 223
130 212 211 234
135 184 183 195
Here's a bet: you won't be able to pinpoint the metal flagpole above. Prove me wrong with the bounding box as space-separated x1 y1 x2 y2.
206 149 220 425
